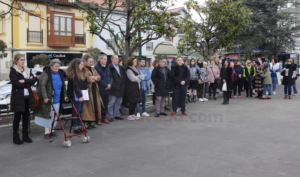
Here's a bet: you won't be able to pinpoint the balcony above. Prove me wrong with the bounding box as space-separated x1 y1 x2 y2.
27 29 43 43
75 33 85 45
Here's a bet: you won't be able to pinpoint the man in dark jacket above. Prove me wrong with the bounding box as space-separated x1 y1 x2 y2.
95 54 113 123
151 58 170 117
170 57 190 116
108 54 127 121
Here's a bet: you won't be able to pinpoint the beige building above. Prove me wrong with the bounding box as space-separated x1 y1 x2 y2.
0 0 93 80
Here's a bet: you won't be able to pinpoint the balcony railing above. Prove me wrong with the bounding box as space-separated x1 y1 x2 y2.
75 33 85 45
27 29 43 43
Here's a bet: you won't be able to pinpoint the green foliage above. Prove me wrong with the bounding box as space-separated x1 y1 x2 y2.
87 47 101 63
178 0 251 60
0 40 8 59
31 54 51 66
234 0 300 56
75 0 180 61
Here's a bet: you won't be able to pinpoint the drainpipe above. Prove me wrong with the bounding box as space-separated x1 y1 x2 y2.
11 1 13 64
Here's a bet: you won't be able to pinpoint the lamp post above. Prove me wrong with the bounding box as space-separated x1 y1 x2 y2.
138 30 142 59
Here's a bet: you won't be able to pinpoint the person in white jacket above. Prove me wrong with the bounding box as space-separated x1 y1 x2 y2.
269 57 281 95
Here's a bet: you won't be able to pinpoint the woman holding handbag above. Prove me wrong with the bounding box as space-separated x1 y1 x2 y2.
198 62 210 102
219 59 233 105
65 59 88 133
208 59 220 100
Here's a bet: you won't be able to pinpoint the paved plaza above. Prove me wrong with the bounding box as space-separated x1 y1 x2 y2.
0 84 300 177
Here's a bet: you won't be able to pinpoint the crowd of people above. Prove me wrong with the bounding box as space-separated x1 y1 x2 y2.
9 53 297 145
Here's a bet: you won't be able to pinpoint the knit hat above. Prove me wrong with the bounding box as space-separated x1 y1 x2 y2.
203 62 208 65
263 63 269 69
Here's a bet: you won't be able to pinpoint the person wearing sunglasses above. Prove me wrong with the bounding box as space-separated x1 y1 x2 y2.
281 58 297 99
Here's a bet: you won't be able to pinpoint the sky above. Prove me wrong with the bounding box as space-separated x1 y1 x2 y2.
172 0 206 21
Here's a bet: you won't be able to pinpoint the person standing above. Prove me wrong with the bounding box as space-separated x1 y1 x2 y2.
243 60 256 97
188 59 200 103
34 59 68 139
197 58 203 68
199 62 210 102
292 59 298 96
35 71 42 88
94 54 113 124
219 59 233 105
10 54 37 144
233 59 243 98
81 54 103 128
65 59 87 133
281 58 297 99
208 59 220 100
136 59 151 118
254 61 264 98
151 59 170 117
125 57 145 120
150 59 159 105
108 55 127 121
269 57 281 95
260 63 272 99
170 57 190 116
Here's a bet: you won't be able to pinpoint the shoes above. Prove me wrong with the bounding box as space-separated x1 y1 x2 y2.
13 133 23 145
109 118 114 122
90 122 97 128
199 98 203 102
171 111 176 116
160 113 168 116
115 117 124 120
193 97 196 103
142 112 150 117
155 113 160 117
127 115 135 120
252 93 256 95
51 132 59 136
132 115 139 120
188 95 192 103
289 96 292 99
101 119 110 124
182 112 188 116
97 121 102 125
284 95 287 99
260 97 266 99
229 96 233 98
137 113 141 118
238 95 242 98
295 94 297 96
273 91 276 95
233 95 236 98
73 129 81 134
213 97 217 100
266 97 271 99
44 133 50 139
80 127 87 133
84 123 90 129
203 98 208 102
165 107 170 111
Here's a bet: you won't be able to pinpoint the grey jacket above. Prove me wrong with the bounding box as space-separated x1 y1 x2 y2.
188 65 201 80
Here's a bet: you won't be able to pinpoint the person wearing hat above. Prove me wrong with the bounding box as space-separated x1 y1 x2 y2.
35 71 42 89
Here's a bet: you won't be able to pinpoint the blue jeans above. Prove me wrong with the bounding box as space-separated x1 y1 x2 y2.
172 86 187 113
71 97 85 129
108 95 123 119
293 80 298 94
136 89 148 113
271 76 277 92
284 77 292 96
100 91 110 120
263 84 271 96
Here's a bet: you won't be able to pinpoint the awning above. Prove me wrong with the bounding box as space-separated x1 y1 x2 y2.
153 41 178 55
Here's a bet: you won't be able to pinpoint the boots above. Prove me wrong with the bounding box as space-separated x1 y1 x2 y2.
13 133 23 145
23 132 32 143
193 96 196 103
222 92 227 105
188 95 192 103
226 92 230 105
209 96 212 100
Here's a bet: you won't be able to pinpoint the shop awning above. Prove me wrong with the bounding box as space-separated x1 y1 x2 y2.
153 41 178 55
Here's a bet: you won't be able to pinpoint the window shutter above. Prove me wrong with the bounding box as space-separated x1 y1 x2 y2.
75 20 83 34
28 15 40 31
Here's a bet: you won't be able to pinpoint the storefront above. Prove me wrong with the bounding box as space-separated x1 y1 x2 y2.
26 52 83 68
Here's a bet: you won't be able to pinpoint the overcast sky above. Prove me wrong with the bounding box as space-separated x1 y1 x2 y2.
171 0 206 21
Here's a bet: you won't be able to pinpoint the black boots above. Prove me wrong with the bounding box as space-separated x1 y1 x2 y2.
226 92 230 105
23 132 32 143
188 95 192 103
13 133 23 145
222 92 227 105
193 96 196 103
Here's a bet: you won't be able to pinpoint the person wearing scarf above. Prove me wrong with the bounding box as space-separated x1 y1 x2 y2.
281 58 297 99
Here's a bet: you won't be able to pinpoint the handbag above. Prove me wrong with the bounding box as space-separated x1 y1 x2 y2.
32 91 39 109
222 82 227 91
210 67 219 89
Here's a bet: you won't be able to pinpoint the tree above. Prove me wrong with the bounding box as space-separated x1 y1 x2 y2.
0 40 8 59
75 0 180 62
87 47 101 63
233 0 300 58
177 0 251 60
31 54 51 67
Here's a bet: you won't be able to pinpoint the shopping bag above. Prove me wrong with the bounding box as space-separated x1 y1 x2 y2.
276 72 282 85
74 90 89 101
222 82 227 91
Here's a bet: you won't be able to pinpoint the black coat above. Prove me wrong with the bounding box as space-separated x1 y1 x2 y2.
109 63 127 97
282 64 296 86
151 66 170 97
170 65 190 87
218 67 233 91
9 66 37 112
125 67 142 103
94 62 113 92
67 76 87 98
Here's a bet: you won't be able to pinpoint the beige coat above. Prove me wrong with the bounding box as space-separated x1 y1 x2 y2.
82 66 103 121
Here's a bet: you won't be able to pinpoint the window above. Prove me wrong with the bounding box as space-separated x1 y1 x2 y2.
28 15 42 43
54 15 72 36
146 42 153 51
0 17 5 33
75 19 84 44
107 39 115 49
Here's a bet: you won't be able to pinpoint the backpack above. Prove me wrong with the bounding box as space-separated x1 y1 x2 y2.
232 67 238 83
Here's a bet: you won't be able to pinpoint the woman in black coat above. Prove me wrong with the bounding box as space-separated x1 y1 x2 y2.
219 59 233 105
151 59 170 117
125 57 144 120
10 54 36 145
281 58 297 99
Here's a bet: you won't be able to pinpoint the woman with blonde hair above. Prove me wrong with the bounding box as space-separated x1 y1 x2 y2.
208 58 220 100
81 54 103 128
65 58 87 133
10 53 36 144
